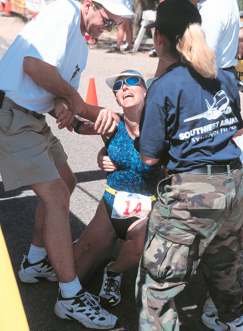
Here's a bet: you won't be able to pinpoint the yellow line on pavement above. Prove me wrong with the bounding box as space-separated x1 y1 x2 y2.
0 226 29 331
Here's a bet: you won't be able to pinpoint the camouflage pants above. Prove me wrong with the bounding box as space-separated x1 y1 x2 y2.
136 169 243 331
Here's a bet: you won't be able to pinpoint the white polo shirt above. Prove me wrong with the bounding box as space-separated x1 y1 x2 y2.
0 0 88 113
197 0 240 69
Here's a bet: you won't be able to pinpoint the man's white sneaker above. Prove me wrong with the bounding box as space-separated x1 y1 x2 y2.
18 255 57 283
202 313 243 331
99 266 122 307
54 289 118 330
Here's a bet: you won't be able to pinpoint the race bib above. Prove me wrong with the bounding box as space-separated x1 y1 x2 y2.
111 191 152 220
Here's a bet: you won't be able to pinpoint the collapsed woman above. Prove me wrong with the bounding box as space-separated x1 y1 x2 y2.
73 69 161 307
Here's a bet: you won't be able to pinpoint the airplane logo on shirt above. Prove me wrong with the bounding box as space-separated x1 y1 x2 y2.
71 65 81 81
184 90 232 123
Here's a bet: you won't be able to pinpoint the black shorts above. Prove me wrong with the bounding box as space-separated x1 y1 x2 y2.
103 199 139 240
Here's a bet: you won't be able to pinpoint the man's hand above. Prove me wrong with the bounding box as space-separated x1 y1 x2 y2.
55 100 74 131
97 147 117 172
94 109 120 135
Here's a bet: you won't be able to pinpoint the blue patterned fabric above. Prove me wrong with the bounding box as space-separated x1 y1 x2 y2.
103 119 160 209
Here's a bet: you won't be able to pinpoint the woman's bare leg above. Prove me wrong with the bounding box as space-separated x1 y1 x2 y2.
73 200 116 279
108 218 147 273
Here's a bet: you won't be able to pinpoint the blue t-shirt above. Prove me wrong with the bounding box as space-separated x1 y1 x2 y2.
103 119 160 209
140 63 242 173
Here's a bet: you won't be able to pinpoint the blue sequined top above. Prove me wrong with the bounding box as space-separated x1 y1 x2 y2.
103 119 161 209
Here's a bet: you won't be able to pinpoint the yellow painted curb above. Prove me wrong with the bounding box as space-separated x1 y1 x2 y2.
0 227 29 330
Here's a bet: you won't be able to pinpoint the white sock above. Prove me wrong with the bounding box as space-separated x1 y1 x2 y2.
59 276 82 298
27 244 47 263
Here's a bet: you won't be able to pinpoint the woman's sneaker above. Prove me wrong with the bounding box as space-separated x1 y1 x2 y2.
201 313 243 331
99 266 122 307
203 296 218 315
54 289 118 329
18 255 57 283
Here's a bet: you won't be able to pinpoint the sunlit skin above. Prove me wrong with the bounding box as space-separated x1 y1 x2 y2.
115 78 147 138
99 78 147 172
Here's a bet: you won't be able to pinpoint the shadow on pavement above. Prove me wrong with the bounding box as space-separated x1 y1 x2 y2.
1 194 139 330
0 170 210 331
0 170 138 331
75 170 106 183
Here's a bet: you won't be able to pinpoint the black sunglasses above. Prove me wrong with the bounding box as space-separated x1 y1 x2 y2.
102 17 116 29
93 2 117 29
113 77 142 92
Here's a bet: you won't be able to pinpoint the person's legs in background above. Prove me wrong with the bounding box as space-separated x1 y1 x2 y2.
116 19 133 52
121 19 133 51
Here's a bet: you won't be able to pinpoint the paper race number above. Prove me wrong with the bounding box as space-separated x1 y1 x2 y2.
111 191 152 219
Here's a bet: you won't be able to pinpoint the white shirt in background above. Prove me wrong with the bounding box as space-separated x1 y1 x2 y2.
197 0 240 69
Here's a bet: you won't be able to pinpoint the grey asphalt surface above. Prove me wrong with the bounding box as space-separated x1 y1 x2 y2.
0 15 211 331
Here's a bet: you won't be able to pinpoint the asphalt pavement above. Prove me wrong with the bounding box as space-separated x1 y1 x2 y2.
0 15 211 331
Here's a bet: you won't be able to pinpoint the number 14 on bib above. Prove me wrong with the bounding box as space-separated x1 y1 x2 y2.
111 191 152 220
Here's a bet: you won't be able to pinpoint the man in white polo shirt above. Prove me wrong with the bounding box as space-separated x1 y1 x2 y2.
0 0 133 329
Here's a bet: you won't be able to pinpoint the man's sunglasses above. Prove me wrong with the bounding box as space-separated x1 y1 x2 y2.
102 17 116 29
113 77 142 92
93 2 118 29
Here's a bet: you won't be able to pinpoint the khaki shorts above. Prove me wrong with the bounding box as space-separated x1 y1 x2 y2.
0 98 67 191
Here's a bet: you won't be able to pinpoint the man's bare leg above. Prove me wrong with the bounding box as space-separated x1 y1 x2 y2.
32 162 76 247
32 178 75 282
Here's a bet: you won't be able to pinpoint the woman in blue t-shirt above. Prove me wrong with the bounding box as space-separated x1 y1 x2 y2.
73 69 160 308
136 1 243 331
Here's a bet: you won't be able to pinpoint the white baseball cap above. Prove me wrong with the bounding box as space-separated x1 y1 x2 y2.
106 69 146 90
94 0 134 18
